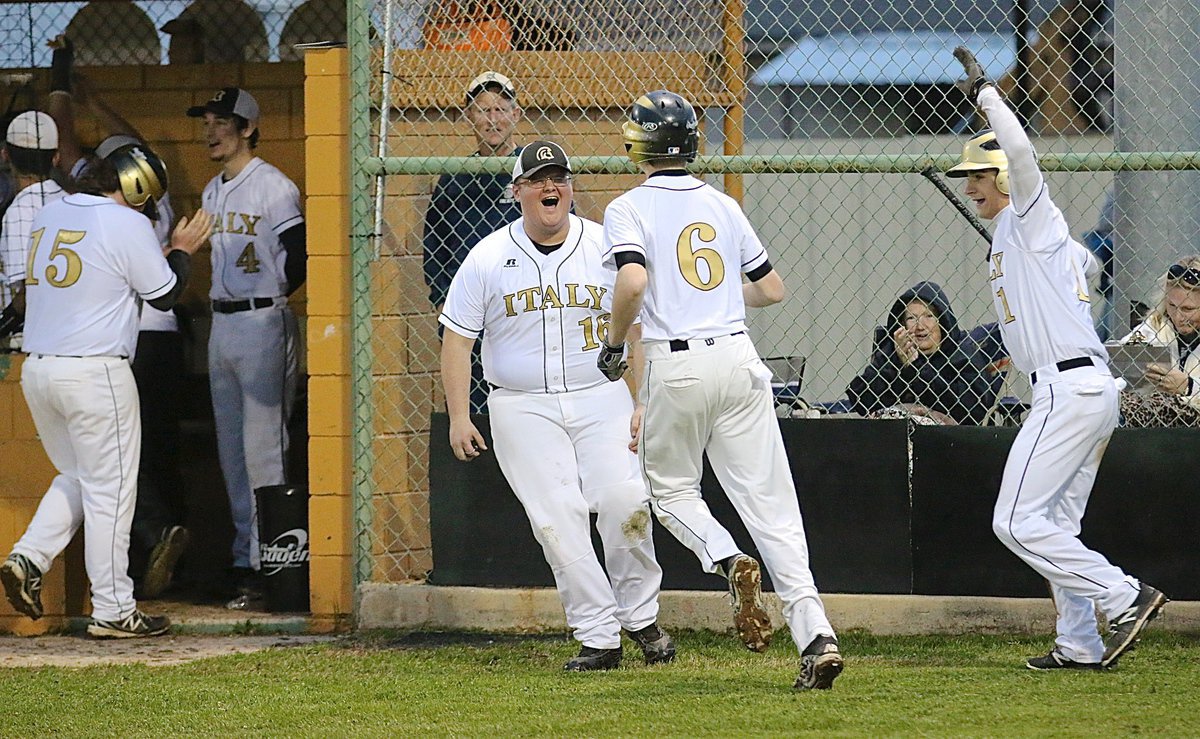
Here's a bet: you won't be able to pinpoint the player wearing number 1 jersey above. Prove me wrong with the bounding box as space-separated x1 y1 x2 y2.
949 47 1166 671
440 141 671 672
188 88 306 608
600 91 842 691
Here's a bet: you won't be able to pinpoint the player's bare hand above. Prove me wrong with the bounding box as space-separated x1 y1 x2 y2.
953 46 992 100
170 208 214 256
893 327 918 365
628 403 644 453
597 340 628 382
449 419 488 461
1146 363 1189 394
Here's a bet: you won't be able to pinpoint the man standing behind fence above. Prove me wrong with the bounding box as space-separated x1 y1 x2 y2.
599 90 843 691
422 71 523 413
949 47 1166 671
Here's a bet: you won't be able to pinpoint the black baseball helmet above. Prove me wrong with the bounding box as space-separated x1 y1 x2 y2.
622 90 699 164
104 142 168 210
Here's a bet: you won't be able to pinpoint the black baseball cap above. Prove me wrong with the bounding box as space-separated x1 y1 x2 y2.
465 71 516 105
187 87 260 126
511 140 570 181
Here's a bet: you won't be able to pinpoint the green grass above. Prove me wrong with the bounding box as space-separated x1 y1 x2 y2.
1 630 1198 737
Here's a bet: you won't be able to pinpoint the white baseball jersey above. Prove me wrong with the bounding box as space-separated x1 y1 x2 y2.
0 179 65 305
602 173 769 341
22 194 175 358
439 214 616 393
979 87 1107 375
203 157 303 300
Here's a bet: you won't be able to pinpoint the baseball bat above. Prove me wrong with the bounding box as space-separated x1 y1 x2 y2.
920 166 993 245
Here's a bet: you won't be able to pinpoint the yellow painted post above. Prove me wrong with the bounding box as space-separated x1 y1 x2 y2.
721 0 746 203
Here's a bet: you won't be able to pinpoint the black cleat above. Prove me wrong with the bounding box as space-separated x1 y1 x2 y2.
1026 648 1102 671
1 553 44 620
563 645 623 672
727 554 772 652
87 609 171 639
1102 584 1168 668
795 634 843 690
625 623 677 664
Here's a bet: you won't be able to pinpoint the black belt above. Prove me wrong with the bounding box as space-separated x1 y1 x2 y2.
1030 356 1093 385
669 331 745 352
33 353 127 360
212 297 276 314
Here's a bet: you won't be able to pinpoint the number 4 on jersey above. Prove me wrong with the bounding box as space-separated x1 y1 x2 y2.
235 242 261 273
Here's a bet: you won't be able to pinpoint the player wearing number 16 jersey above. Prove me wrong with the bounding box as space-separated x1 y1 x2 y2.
600 91 842 691
188 88 306 607
949 47 1166 671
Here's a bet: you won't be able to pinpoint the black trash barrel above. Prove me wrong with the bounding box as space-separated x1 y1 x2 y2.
255 484 310 612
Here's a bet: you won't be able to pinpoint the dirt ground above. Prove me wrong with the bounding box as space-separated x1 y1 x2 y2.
0 634 335 668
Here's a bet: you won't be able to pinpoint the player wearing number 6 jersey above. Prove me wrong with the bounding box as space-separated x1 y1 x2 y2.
188 88 306 608
600 91 842 691
440 141 671 672
949 47 1166 671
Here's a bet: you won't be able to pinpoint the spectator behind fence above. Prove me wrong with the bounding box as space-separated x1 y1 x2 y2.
422 71 523 413
846 281 1002 425
1117 256 1200 427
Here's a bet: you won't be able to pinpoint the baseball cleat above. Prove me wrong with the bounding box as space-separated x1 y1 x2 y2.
727 554 772 652
563 646 623 672
625 623 677 665
795 635 844 690
87 609 170 639
1 553 44 620
1026 648 1102 671
141 525 191 599
1101 584 1168 668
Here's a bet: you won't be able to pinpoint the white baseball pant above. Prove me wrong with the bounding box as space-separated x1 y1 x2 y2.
992 362 1139 663
488 380 662 649
14 355 141 621
640 333 834 652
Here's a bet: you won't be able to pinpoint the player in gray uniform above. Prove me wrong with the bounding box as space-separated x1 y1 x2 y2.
187 88 306 608
440 141 671 671
950 47 1167 670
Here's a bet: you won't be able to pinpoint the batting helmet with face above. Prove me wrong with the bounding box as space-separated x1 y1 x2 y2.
622 90 699 164
945 130 1009 195
104 142 168 209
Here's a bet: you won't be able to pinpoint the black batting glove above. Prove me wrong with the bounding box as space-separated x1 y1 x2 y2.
597 340 627 382
953 46 992 101
49 35 73 93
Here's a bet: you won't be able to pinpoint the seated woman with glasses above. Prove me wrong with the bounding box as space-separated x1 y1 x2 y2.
1118 256 1200 427
846 281 1002 425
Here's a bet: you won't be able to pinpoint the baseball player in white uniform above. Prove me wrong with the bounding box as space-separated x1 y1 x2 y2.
187 88 305 608
950 47 1167 670
0 111 65 338
0 145 212 637
600 91 843 691
440 140 672 672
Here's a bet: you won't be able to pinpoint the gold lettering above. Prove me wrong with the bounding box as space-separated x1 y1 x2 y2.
989 252 1004 281
565 283 589 307
225 212 244 234
541 284 564 309
584 285 607 310
239 214 262 236
503 293 517 317
515 287 540 312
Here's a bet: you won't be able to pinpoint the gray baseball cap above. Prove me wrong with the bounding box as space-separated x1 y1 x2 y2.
511 140 570 181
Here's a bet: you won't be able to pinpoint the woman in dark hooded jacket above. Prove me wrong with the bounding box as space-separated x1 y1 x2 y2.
846 281 1002 425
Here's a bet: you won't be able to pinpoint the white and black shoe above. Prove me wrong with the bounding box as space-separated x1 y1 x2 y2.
795 635 844 690
1102 584 1168 667
1 553 44 620
87 609 171 639
1026 648 1102 671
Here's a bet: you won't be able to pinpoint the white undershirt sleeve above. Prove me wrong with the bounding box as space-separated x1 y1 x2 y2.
977 86 1042 214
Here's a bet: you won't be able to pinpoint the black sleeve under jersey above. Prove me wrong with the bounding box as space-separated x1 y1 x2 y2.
745 259 773 282
614 252 646 268
281 223 307 295
148 249 191 311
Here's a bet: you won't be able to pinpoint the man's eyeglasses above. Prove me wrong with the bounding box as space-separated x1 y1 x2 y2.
1166 263 1200 286
519 174 572 187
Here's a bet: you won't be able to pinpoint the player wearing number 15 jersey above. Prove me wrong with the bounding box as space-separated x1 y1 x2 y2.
188 88 306 607
600 91 842 691
440 141 670 672
949 47 1166 671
